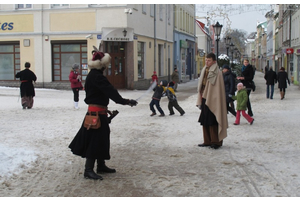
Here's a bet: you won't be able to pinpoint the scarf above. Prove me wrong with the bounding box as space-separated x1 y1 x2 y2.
242 65 247 72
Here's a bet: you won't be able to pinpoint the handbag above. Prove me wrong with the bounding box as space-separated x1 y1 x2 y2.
84 111 101 130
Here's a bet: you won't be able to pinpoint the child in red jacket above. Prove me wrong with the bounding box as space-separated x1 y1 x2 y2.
69 63 83 109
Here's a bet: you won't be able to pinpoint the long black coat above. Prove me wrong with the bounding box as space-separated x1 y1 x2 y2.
15 69 37 97
241 65 254 89
277 70 290 89
264 69 277 85
69 69 129 160
223 71 235 103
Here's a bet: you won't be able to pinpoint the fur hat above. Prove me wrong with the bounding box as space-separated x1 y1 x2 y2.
88 46 111 70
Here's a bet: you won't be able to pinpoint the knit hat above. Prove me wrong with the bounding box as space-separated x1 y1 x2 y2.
72 63 80 69
88 46 111 70
168 81 174 87
153 71 157 74
161 80 168 87
222 65 230 70
237 82 243 87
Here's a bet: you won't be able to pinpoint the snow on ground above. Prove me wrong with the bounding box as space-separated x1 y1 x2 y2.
0 72 300 197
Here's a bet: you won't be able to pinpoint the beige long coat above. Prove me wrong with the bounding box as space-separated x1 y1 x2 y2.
196 63 228 141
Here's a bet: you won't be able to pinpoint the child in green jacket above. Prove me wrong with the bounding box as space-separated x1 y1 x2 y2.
231 83 254 125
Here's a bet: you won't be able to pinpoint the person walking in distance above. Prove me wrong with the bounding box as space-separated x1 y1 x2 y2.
264 66 277 99
231 83 254 125
69 63 83 109
237 59 254 116
15 62 37 109
277 67 290 100
69 47 138 180
196 53 228 149
171 67 179 92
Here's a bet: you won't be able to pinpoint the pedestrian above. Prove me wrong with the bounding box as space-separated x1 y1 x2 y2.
165 81 185 116
171 67 179 91
149 80 167 117
222 64 236 117
196 53 228 150
277 67 290 100
15 62 37 109
264 66 277 99
237 59 254 116
231 83 254 125
69 63 83 109
151 71 158 85
264 65 269 74
69 48 138 180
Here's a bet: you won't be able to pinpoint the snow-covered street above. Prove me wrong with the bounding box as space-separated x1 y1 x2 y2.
0 71 300 197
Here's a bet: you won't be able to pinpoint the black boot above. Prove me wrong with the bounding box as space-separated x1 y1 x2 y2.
97 160 116 173
84 158 103 180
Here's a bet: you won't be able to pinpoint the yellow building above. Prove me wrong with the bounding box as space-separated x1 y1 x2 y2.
0 4 173 89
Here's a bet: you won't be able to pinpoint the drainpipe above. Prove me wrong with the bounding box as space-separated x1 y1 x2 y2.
154 5 156 72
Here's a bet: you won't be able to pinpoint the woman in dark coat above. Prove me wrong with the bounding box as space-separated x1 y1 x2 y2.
69 48 137 180
15 62 37 109
237 59 254 116
277 67 290 100
222 65 236 116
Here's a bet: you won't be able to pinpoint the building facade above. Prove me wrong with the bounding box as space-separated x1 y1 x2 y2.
173 4 196 82
0 4 174 89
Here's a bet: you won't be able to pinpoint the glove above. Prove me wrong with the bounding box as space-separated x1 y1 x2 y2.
127 99 138 107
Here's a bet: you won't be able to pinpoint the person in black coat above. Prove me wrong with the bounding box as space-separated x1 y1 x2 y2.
277 67 290 100
149 80 167 117
222 65 236 116
69 48 137 180
237 59 254 116
264 66 277 99
15 62 37 109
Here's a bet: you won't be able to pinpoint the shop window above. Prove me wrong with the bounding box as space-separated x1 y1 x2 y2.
137 42 145 79
0 43 20 80
52 43 87 81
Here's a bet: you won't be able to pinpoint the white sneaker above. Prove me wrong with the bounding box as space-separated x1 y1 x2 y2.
74 102 79 109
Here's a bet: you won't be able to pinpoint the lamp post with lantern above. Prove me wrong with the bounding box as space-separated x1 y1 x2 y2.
224 36 231 56
212 21 223 62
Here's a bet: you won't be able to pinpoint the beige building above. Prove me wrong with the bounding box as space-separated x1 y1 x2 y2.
0 4 173 89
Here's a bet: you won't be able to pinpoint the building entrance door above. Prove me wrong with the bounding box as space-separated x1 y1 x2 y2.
104 42 126 89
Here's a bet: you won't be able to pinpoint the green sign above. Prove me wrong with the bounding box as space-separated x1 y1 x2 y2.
180 40 188 49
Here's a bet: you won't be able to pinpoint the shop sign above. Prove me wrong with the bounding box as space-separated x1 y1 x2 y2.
286 48 294 54
180 40 188 49
0 22 14 31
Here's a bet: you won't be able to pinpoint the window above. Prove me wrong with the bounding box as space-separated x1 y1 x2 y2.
150 5 154 17
137 42 145 79
51 4 69 8
142 4 146 14
0 43 20 80
52 43 87 81
16 4 32 9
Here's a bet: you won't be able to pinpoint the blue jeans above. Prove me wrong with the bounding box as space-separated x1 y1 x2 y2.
266 84 274 99
149 99 164 115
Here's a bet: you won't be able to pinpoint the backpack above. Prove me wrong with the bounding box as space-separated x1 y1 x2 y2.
166 89 177 102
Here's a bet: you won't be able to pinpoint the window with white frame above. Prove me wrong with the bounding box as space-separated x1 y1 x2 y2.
142 4 146 14
150 4 154 17
16 4 32 9
51 4 69 8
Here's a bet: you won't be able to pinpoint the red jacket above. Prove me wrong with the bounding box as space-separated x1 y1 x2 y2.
69 71 83 89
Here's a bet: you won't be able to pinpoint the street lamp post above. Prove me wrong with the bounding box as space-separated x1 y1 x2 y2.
230 43 235 67
212 21 223 62
224 36 231 56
